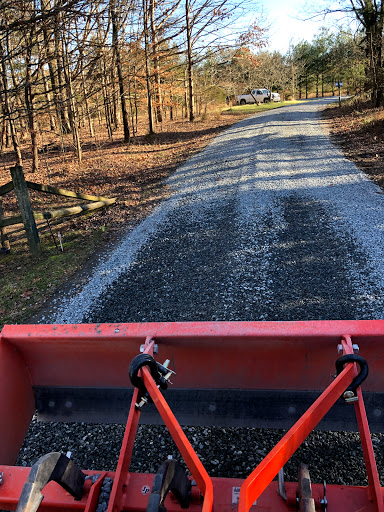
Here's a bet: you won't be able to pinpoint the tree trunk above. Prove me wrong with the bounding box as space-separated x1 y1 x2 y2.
134 67 138 131
184 68 188 118
170 88 174 120
62 36 82 163
367 30 383 106
101 56 113 140
75 19 95 139
42 6 64 136
42 67 56 131
316 73 319 97
25 56 39 173
185 0 194 121
110 62 119 130
0 113 6 154
150 0 163 123
128 69 136 136
53 5 71 134
143 0 154 134
0 39 22 165
111 0 130 143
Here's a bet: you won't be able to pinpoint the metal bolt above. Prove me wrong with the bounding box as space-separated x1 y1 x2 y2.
161 359 176 383
164 372 173 384
140 344 158 354
353 344 359 354
135 396 149 409
337 344 343 354
343 390 358 403
0 472 4 485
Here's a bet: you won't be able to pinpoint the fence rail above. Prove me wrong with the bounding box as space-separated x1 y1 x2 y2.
0 166 116 256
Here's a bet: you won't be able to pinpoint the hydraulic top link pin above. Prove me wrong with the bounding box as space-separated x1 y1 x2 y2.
129 354 175 409
335 354 369 403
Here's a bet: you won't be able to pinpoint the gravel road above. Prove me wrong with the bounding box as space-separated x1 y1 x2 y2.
20 98 384 487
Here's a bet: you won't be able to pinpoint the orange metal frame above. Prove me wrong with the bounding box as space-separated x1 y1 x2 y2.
0 321 383 511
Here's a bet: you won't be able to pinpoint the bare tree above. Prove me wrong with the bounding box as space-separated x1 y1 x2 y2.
110 0 130 143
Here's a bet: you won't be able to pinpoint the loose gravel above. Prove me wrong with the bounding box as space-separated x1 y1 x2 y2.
20 98 384 487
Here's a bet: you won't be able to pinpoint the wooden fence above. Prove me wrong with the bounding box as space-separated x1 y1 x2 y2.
0 166 116 256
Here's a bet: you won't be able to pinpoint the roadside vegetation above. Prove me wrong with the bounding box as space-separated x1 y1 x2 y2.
0 111 250 328
323 97 384 190
221 100 299 115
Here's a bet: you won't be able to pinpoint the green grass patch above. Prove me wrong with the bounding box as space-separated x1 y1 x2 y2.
221 100 299 115
0 227 104 330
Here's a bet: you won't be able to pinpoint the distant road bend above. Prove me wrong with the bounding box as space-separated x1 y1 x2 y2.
47 97 384 324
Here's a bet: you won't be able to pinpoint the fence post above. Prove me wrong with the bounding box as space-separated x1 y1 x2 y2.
0 199 10 254
10 165 41 256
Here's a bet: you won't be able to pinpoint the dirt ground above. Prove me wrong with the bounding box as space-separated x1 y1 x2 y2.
0 112 250 243
322 99 384 190
0 110 252 327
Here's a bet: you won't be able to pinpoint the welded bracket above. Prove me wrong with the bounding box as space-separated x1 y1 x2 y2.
146 459 191 511
16 452 85 512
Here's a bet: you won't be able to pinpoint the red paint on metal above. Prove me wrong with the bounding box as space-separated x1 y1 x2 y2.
84 473 108 512
0 468 382 511
2 321 384 391
141 365 214 511
341 335 384 512
0 338 35 464
0 321 384 510
238 363 355 511
108 338 154 512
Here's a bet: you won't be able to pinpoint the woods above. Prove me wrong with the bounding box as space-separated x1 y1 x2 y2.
1 0 384 178
0 0 265 170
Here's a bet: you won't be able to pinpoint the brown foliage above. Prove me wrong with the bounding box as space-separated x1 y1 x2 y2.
323 100 384 190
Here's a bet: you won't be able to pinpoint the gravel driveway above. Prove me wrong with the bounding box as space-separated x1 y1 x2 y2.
21 98 384 487
46 98 384 323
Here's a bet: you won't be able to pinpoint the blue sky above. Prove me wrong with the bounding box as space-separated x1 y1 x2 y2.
263 0 352 53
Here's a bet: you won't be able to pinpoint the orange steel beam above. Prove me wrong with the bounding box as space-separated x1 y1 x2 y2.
341 335 384 512
238 362 356 511
2 321 384 393
107 337 155 512
141 364 214 512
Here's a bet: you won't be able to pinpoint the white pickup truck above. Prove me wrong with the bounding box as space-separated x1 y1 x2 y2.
237 88 281 104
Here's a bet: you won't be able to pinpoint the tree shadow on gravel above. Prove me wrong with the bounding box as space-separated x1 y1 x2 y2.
259 194 375 321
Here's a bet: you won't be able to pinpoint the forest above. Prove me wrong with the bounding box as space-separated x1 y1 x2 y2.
0 0 382 172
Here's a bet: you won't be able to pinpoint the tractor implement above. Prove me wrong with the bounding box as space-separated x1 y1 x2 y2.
0 320 383 511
